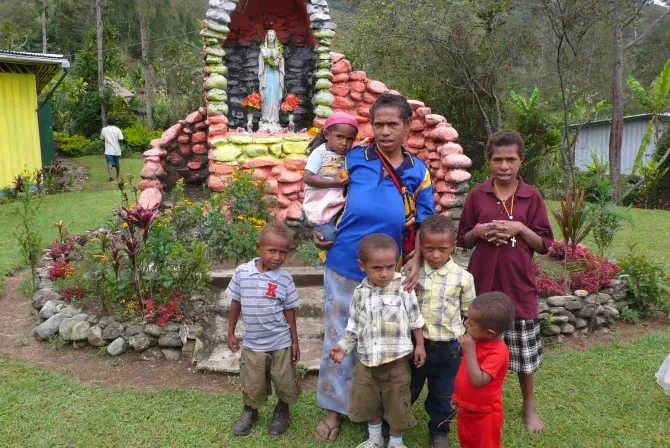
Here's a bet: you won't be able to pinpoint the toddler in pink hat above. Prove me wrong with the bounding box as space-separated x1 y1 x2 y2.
302 112 359 242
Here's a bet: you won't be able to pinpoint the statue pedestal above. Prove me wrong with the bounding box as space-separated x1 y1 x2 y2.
259 120 283 132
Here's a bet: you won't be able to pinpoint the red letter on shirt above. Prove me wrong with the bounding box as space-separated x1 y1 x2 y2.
265 282 278 298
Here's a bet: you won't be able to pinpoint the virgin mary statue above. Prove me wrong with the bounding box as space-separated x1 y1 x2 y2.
258 30 285 130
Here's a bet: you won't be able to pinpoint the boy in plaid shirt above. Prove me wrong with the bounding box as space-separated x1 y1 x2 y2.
411 214 475 448
330 233 426 448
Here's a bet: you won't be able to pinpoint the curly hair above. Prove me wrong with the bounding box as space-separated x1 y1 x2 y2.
258 220 293 246
420 214 456 240
358 233 399 263
470 292 515 334
485 130 526 160
369 93 413 125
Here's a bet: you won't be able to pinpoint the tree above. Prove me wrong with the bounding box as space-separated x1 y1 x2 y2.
532 0 610 192
95 0 106 126
136 1 155 128
40 0 48 52
0 20 30 50
608 0 670 204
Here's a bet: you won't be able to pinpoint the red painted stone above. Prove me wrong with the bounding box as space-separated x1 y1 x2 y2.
191 132 207 144
145 155 161 163
439 142 464 155
330 52 345 64
444 169 472 184
444 153 472 169
195 121 208 131
408 100 425 110
166 152 184 167
332 58 352 74
388 90 401 95
350 71 367 81
185 110 203 124
354 115 369 124
277 166 303 183
350 90 363 102
276 194 291 208
358 106 370 117
284 158 307 171
178 145 191 158
425 139 437 151
208 114 228 125
333 96 356 110
251 167 273 180
285 192 299 201
208 175 225 193
358 122 373 138
409 120 425 132
331 84 350 97
406 135 425 149
366 80 387 95
438 192 466 208
279 181 302 195
192 144 207 155
332 73 350 83
425 114 447 127
416 107 432 118
149 139 162 149
436 204 442 213
363 92 377 104
209 162 234 175
240 158 279 169
350 81 366 93
435 181 449 193
287 203 303 220
178 135 191 144
430 124 459 142
428 151 441 161
141 162 165 179
430 160 441 170
435 169 445 180
182 127 193 135
138 179 163 191
138 188 162 210
266 178 278 194
314 117 327 128
159 123 183 147
275 208 288 222
188 156 208 170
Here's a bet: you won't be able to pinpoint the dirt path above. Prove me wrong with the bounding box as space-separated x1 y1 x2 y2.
0 269 665 392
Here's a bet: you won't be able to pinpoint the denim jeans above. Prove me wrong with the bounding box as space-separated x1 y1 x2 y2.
410 339 461 436
312 216 338 243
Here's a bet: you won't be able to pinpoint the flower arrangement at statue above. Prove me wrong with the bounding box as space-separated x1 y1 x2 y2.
262 42 284 68
281 94 302 114
307 127 320 137
241 92 262 113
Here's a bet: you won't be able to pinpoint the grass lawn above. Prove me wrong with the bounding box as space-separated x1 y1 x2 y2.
545 201 670 273
0 156 143 278
71 154 144 190
0 331 668 447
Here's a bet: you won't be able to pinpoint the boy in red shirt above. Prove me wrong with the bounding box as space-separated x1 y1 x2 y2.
452 292 515 448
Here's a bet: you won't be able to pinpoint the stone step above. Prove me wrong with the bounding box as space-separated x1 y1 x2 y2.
217 285 325 318
210 266 324 291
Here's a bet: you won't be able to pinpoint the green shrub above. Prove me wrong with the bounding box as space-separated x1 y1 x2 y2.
617 243 670 319
82 139 105 156
54 132 92 158
122 124 163 153
297 242 322 267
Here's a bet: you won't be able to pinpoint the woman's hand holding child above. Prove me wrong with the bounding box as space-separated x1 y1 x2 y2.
329 345 345 364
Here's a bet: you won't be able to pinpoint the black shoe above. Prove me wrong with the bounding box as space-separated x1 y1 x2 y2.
431 434 449 448
268 401 290 436
232 405 258 436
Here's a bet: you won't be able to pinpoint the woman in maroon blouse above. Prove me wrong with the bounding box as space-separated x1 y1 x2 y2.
457 130 553 434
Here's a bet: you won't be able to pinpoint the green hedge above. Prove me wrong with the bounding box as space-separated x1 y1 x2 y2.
54 125 163 158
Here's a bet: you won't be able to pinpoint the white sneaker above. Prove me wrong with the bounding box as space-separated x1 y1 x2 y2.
356 438 384 448
387 442 408 448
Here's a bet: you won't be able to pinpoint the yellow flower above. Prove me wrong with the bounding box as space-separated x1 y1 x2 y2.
157 222 163 227
90 238 96 242
122 223 129 228
120 299 126 303
130 203 136 209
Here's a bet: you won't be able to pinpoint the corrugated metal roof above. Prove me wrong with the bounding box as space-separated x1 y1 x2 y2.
570 113 670 129
0 50 69 93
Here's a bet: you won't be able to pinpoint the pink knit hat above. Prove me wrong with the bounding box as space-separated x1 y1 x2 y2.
325 112 359 131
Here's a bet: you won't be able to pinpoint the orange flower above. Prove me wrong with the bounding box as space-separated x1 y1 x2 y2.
281 94 302 113
241 92 262 112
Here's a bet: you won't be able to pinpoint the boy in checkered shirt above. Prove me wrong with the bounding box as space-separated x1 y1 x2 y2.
411 214 476 448
329 233 426 448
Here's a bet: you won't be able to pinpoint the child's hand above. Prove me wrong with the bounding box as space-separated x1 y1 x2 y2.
329 345 345 364
413 344 426 368
458 333 476 352
333 170 349 187
291 340 301 365
450 399 458 411
227 335 240 353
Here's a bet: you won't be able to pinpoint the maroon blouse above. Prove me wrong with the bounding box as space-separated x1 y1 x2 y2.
457 177 554 319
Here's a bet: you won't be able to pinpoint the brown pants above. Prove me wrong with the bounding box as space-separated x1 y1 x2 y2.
348 356 417 431
240 347 301 409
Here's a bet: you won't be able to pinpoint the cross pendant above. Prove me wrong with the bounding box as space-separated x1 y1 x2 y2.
509 215 513 220
511 237 517 248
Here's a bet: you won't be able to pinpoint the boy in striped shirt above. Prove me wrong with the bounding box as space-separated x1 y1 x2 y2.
226 221 301 437
411 214 476 448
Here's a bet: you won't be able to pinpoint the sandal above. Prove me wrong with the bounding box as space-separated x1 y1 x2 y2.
315 417 341 442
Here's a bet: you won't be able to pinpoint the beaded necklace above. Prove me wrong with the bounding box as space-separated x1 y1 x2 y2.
493 179 518 220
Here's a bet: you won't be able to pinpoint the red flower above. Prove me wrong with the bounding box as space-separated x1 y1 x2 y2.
241 92 262 113
281 94 302 113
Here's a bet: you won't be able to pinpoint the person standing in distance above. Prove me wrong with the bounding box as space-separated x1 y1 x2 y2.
100 118 124 182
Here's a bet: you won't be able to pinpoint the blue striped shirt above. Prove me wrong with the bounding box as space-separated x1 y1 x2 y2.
226 259 300 352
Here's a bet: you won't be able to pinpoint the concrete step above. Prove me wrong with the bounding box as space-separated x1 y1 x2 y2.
217 285 325 318
210 266 324 291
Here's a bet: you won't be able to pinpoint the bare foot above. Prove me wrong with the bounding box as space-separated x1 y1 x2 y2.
315 410 341 441
523 408 546 434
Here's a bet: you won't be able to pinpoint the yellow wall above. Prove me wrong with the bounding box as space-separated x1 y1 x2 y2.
0 72 42 188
